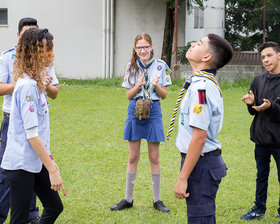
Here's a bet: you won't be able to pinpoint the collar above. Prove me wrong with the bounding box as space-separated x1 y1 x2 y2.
137 55 155 70
201 69 217 76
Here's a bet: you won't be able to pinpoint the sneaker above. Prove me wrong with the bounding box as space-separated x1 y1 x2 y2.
153 200 170 213
241 206 265 220
110 199 133 211
28 216 40 224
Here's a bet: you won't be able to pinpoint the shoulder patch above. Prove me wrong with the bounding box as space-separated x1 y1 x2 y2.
198 89 207 104
193 104 204 115
155 59 166 65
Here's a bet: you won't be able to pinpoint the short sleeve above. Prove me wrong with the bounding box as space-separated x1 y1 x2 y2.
48 66 59 86
161 63 172 87
0 54 10 83
122 63 134 89
188 84 210 131
18 86 39 131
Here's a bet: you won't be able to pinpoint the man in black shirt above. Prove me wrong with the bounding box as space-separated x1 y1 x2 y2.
241 42 280 223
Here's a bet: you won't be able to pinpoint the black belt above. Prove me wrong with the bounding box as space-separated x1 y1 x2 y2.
135 97 159 102
180 149 221 158
3 112 10 117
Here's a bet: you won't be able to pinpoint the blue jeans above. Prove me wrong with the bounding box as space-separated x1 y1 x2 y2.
0 116 39 223
254 144 280 214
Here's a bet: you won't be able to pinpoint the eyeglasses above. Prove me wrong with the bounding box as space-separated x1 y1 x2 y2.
135 45 151 52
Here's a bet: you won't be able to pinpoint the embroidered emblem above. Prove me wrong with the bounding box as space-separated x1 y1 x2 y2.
180 113 184 125
165 69 170 75
26 95 33 102
157 65 162 71
193 104 204 115
198 89 207 104
29 106 34 112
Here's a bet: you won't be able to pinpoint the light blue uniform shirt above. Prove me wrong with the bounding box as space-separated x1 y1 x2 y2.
122 59 172 100
0 47 59 113
176 74 223 155
1 75 50 173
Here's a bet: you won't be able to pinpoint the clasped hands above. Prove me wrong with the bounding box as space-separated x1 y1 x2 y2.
135 73 160 89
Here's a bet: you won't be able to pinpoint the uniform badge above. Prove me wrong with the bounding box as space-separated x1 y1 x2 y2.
29 106 34 112
165 69 170 75
193 104 204 115
157 65 162 71
198 89 207 104
26 95 33 102
180 113 184 125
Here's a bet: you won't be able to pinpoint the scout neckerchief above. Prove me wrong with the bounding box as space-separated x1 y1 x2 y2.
166 69 220 140
137 56 155 99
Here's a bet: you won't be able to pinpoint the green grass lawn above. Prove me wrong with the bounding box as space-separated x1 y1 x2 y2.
2 78 279 223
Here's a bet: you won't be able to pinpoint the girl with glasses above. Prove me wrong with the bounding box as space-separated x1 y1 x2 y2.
110 33 172 213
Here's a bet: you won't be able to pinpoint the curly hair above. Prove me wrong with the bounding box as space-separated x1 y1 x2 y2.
13 28 54 93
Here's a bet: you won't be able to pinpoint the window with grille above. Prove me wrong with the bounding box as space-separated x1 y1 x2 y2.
194 6 204 29
0 9 8 25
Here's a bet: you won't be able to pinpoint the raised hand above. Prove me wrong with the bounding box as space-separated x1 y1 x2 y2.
241 90 255 105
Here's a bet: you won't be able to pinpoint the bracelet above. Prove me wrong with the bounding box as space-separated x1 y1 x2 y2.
49 154 54 160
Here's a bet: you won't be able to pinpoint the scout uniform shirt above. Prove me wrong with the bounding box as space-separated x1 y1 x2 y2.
0 47 59 113
1 75 50 173
176 71 223 155
122 58 172 100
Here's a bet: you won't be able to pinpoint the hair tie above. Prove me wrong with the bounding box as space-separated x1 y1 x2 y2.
38 29 49 42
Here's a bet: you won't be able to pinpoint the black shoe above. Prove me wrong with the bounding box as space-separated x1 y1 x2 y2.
241 206 265 220
153 200 170 213
28 216 40 224
110 199 133 211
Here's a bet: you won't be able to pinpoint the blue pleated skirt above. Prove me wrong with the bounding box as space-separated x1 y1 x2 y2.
123 100 165 142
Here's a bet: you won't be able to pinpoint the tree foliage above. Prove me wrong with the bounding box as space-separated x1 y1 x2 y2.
225 0 280 50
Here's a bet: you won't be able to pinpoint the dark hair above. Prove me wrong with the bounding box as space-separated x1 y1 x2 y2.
258 41 280 53
207 33 233 70
18 17 38 34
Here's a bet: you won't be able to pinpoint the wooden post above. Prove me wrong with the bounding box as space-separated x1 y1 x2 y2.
173 0 180 80
263 0 266 43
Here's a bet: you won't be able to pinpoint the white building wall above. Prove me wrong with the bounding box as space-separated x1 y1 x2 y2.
114 0 166 76
0 0 103 79
0 0 179 79
185 0 225 44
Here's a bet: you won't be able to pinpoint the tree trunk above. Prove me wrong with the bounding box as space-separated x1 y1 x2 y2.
161 2 174 67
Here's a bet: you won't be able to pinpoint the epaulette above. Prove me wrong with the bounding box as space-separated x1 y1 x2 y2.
2 47 15 56
155 59 167 65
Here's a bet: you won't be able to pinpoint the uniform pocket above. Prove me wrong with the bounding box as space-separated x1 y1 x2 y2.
209 166 227 182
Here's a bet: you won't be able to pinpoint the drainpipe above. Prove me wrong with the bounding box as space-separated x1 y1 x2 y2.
102 0 107 78
106 0 110 78
109 0 114 78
